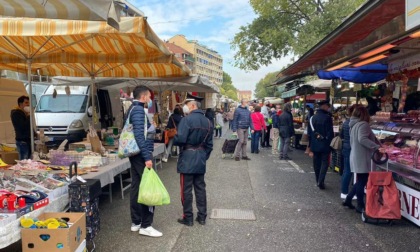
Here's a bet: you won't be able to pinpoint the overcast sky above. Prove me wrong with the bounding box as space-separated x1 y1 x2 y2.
132 0 293 94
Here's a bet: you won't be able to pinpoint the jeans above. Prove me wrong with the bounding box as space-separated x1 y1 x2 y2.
251 130 262 153
164 138 174 159
313 151 330 186
16 141 30 160
215 127 222 137
279 136 291 157
341 148 352 194
234 129 249 158
346 173 369 209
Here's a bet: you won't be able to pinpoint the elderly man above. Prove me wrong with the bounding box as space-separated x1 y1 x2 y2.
308 100 334 190
232 98 254 161
174 99 213 226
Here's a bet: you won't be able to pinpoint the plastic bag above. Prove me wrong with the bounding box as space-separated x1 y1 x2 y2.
137 168 170 206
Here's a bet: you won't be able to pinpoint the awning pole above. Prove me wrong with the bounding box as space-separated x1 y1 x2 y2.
91 75 96 127
27 59 35 155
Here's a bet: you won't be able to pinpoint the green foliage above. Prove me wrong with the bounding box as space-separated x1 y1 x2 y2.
254 71 279 99
221 71 238 100
231 0 366 71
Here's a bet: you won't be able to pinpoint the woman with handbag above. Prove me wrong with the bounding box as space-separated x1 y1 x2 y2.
162 108 182 162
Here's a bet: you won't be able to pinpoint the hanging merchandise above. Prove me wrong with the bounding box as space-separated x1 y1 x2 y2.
398 75 408 112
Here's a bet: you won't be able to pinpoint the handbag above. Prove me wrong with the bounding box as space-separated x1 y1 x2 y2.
330 136 342 150
118 107 147 158
164 117 177 144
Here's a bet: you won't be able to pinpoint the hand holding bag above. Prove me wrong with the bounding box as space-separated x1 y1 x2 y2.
118 108 146 158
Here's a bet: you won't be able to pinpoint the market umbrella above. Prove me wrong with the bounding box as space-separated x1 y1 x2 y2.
317 63 388 83
0 16 190 150
0 0 144 30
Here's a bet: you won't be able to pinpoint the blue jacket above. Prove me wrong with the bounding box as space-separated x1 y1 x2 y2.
278 111 295 138
128 101 154 161
232 106 254 132
340 119 351 150
271 113 279 129
308 109 334 153
174 110 213 174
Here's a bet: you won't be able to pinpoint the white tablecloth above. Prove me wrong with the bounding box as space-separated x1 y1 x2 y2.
0 194 69 249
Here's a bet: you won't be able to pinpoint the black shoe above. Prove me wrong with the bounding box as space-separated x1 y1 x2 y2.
261 145 266 148
251 151 254 153
195 217 206 225
342 201 355 209
284 156 291 160
267 145 272 148
318 183 325 190
242 156 251 161
279 156 284 160
255 150 259 154
355 206 364 213
235 157 240 161
177 218 193 226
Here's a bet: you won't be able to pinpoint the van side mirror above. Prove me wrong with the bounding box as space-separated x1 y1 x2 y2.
87 106 93 117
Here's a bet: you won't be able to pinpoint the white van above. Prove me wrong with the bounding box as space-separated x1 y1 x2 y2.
35 84 122 145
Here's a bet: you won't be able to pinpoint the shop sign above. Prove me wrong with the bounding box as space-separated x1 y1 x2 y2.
406 0 420 31
396 182 420 226
388 54 420 74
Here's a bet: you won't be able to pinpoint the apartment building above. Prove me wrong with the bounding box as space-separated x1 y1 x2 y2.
165 42 194 71
168 35 223 86
238 90 252 101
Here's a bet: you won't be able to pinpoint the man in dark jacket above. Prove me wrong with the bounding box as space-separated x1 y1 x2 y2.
308 100 334 190
277 103 294 160
174 99 213 226
128 86 162 237
11 96 31 160
271 105 281 155
232 98 254 161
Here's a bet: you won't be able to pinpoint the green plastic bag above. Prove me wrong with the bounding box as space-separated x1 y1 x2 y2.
137 168 170 206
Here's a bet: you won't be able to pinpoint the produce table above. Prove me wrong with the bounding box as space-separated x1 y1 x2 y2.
0 193 69 249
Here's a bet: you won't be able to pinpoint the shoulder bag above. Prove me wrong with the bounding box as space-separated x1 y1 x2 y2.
118 107 147 158
165 117 178 144
330 136 342 150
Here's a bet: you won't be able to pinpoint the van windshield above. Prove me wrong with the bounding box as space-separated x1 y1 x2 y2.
36 95 88 113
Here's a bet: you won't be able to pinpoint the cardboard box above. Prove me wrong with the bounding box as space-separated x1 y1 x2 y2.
0 151 19 165
21 212 86 252
74 239 86 252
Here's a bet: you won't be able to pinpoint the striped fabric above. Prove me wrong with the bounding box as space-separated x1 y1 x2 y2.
0 0 144 30
0 17 190 77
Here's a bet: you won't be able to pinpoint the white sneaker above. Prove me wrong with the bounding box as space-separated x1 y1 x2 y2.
131 223 141 232
162 157 168 163
139 226 162 237
341 193 357 200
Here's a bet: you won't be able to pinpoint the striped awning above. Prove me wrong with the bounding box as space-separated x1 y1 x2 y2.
0 17 190 78
0 0 144 30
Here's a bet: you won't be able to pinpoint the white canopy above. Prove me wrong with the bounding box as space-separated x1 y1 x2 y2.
52 75 220 93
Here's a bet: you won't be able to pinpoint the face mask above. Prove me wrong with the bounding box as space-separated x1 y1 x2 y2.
183 105 190 115
148 99 153 108
23 106 30 113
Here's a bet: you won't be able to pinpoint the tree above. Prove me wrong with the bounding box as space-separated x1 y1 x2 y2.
221 71 238 100
254 71 279 99
231 0 365 71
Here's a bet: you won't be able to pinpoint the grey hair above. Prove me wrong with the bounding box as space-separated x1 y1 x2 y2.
283 103 292 112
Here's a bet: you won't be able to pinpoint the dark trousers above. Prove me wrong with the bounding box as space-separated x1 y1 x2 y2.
129 155 154 228
215 127 222 137
347 173 369 208
251 130 261 153
262 125 272 147
313 151 330 186
180 173 207 221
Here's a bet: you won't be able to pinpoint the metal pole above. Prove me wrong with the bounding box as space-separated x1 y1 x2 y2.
91 75 96 126
27 59 35 155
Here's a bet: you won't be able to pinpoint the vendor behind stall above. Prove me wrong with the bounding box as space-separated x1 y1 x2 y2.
10 96 31 160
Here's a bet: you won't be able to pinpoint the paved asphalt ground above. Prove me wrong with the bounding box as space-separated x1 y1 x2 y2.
2 127 419 252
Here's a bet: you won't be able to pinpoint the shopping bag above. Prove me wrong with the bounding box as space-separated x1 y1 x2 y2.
138 168 170 206
118 108 146 158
